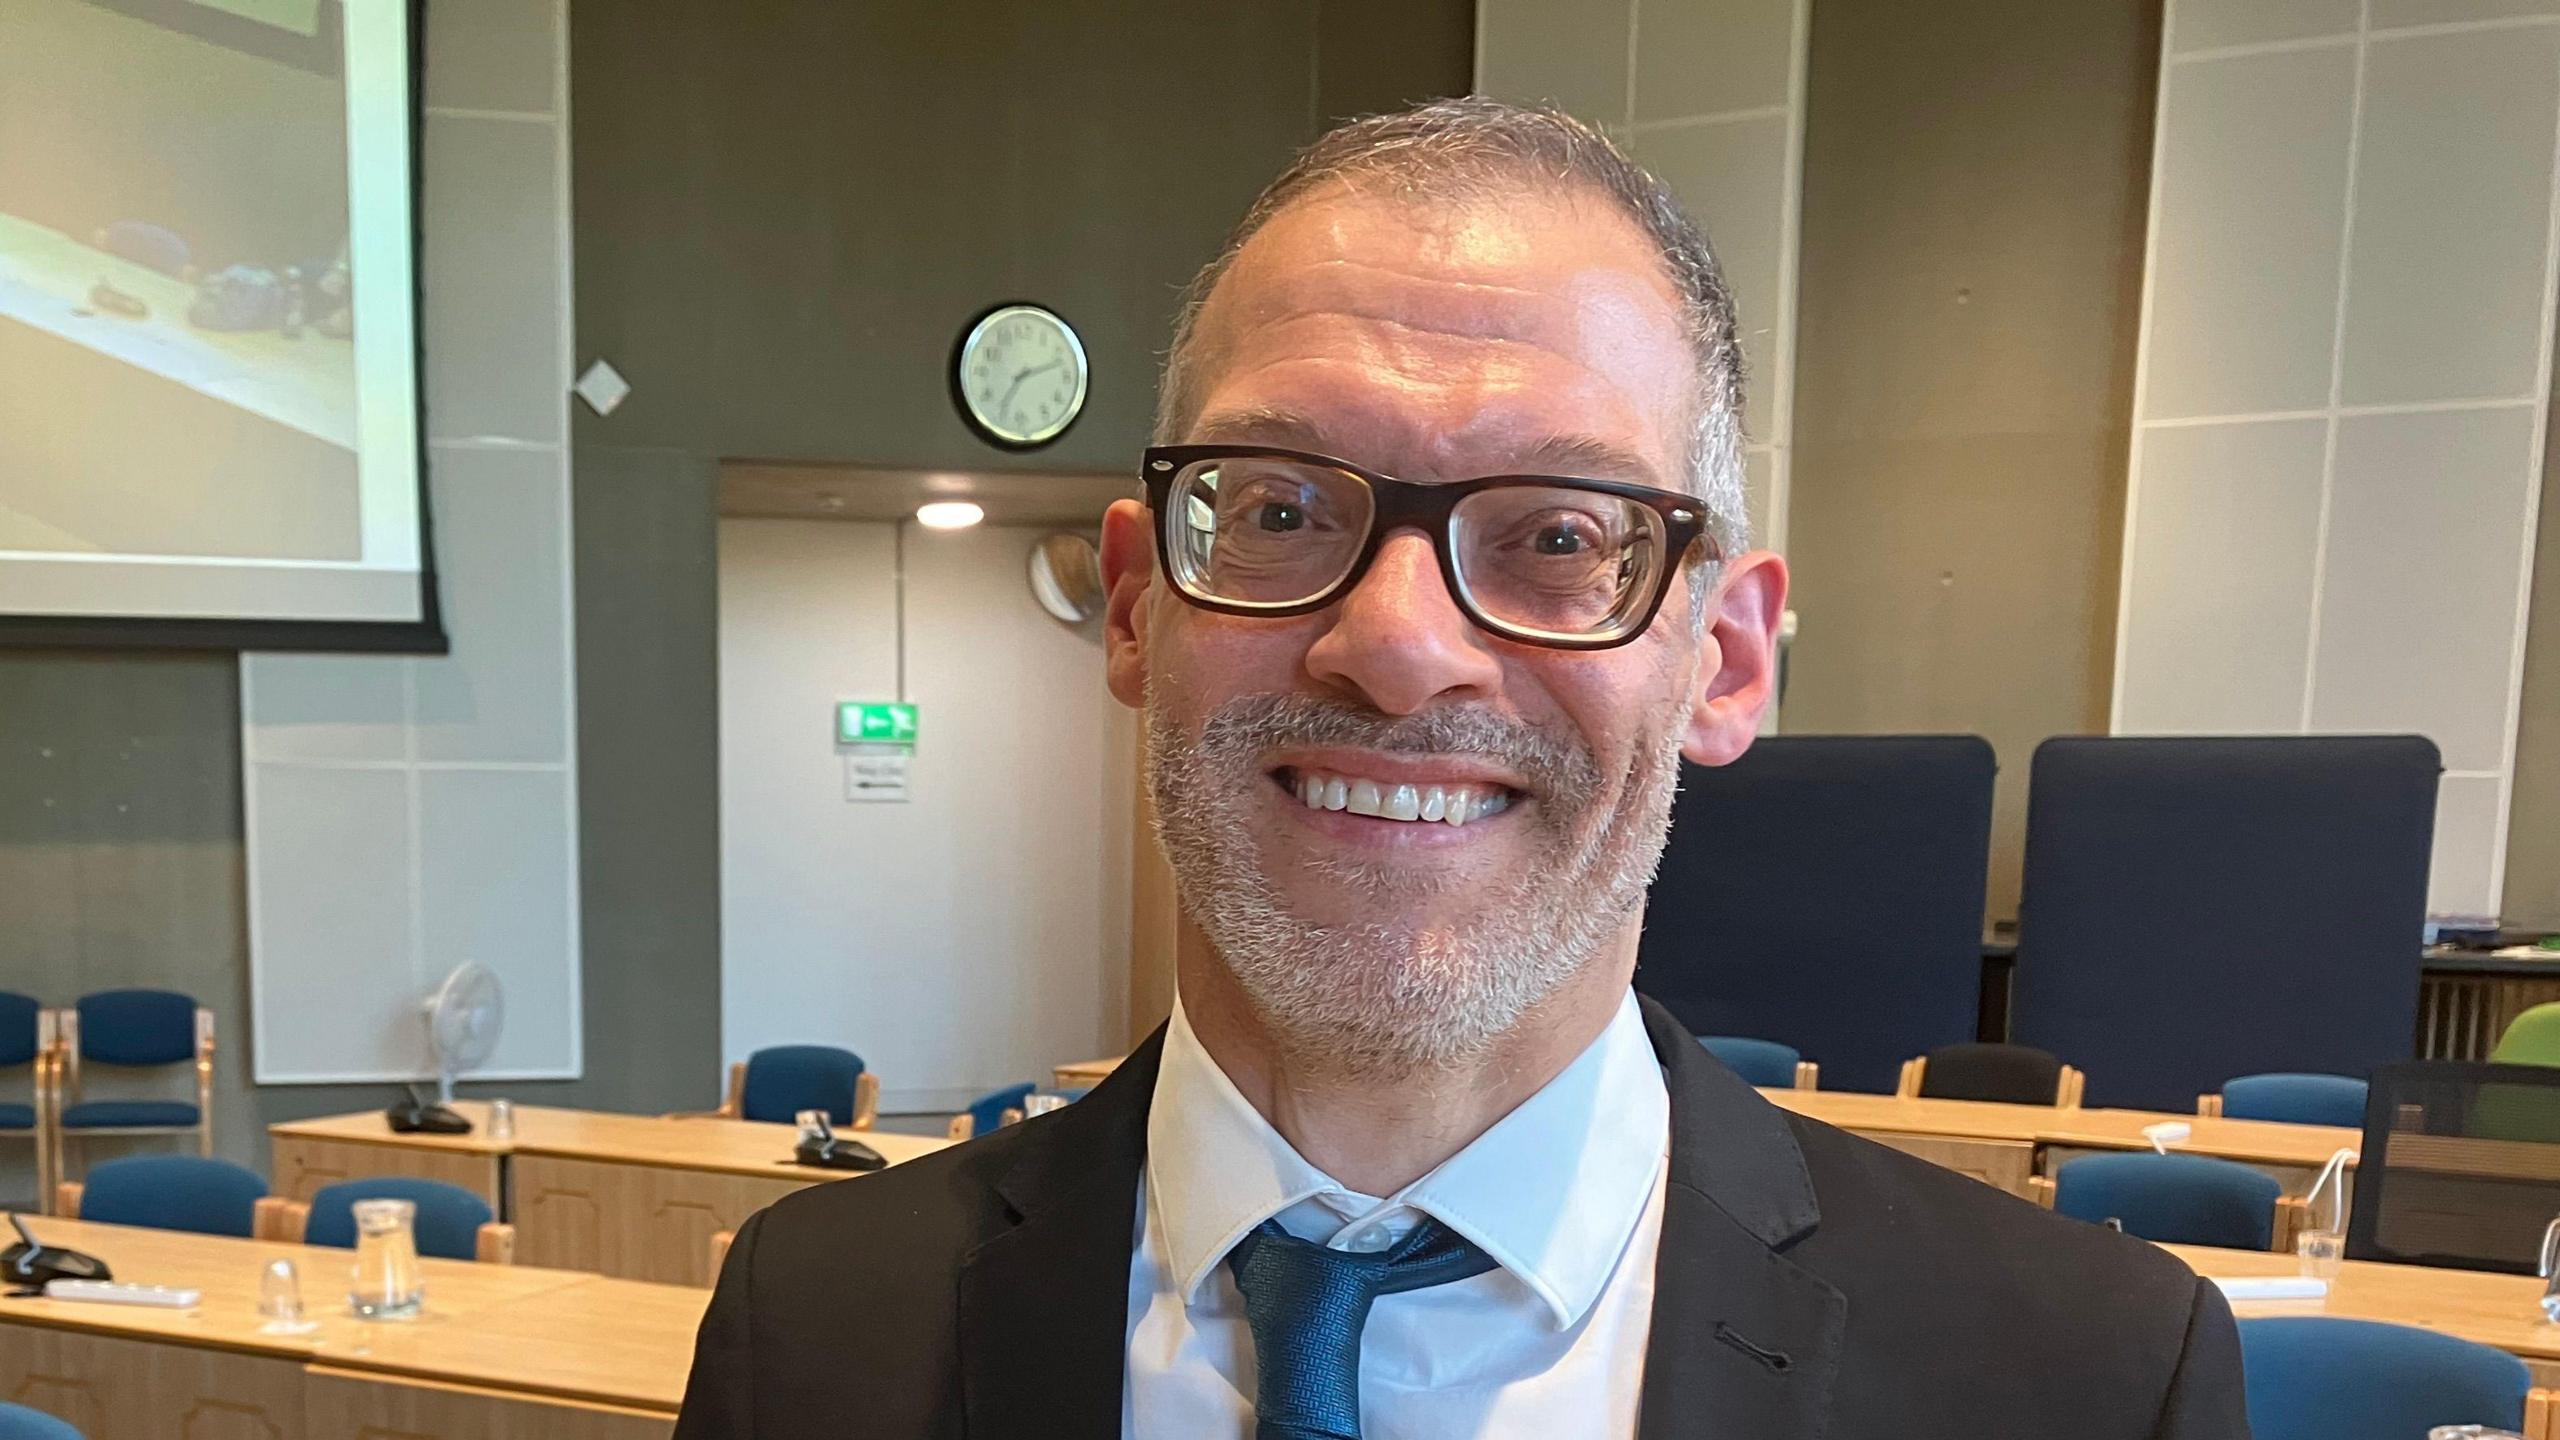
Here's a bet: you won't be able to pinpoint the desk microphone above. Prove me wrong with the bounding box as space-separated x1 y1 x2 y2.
791 1109 885 1172
3 1213 111 1294
385 1082 472 1135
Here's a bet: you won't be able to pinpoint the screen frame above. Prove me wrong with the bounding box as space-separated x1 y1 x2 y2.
0 0 447 655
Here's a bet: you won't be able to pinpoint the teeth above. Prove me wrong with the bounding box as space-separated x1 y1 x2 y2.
1289 770 1513 827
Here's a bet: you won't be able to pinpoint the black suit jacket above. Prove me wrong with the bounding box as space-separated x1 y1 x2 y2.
675 997 2250 1437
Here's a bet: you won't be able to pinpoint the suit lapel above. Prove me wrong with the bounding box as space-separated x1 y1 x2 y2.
1634 997 1846 1438
956 1028 1166 1439
954 1003 1847 1436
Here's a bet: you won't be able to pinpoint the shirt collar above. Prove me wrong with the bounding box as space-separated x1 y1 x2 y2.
1144 989 1669 1330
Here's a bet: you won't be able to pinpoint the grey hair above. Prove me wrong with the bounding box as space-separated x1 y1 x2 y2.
1153 96 1750 560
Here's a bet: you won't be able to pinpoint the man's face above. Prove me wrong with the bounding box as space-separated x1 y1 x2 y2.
1101 185 1784 1074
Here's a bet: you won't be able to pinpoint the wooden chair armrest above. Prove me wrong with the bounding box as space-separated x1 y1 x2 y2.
476 1222 516 1265
2057 1066 2086 1109
2271 1194 2309 1254
1896 1057 1925 1098
55 1182 81 1219
1793 1061 1820 1092
852 1071 880 1130
252 1196 308 1243
720 1061 747 1119
659 1108 731 1121
1000 1106 1025 1128
2524 1387 2555 1440
946 1113 976 1141
708 1229 735 1284
2027 1175 2057 1210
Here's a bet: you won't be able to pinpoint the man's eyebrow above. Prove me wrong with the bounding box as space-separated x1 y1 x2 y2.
1187 408 1667 487
1500 434 1665 486
1188 406 1332 448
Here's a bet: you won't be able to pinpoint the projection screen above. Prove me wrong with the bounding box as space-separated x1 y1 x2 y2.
0 0 441 651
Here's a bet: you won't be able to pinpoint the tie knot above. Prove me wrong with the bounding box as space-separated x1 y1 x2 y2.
1223 1216 1497 1440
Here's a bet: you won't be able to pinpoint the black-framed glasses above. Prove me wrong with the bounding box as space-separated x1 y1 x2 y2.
1141 445 1716 651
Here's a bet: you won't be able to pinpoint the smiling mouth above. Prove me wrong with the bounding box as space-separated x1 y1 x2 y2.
1270 766 1521 827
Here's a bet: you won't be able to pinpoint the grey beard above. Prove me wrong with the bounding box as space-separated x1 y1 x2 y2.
1144 689 1684 1079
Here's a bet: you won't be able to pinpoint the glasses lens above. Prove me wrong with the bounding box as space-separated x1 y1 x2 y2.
1450 485 1668 642
1163 456 1373 608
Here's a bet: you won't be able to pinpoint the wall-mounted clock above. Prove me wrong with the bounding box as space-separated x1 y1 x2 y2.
953 303 1089 449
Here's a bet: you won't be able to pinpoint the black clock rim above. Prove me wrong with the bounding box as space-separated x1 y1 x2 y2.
952 300 1089 452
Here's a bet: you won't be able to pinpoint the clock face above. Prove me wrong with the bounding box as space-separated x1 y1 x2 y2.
956 304 1089 448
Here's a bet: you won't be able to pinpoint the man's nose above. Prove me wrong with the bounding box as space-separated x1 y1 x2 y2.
1302 529 1504 715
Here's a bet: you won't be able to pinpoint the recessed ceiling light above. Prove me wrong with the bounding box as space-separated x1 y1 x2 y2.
915 501 985 530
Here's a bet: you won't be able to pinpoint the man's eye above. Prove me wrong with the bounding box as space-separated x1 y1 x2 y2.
1256 502 1307 533
1532 524 1588 556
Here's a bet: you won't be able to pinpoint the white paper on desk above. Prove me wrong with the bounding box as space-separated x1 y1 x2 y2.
2210 1276 2329 1302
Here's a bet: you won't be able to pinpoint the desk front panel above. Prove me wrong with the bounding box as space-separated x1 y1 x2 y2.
512 1152 817 1285
306 1368 675 1440
271 1133 506 1211
1861 1132 2038 1197
0 1323 304 1440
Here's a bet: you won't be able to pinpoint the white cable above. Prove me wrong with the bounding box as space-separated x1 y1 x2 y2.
2305 1147 2358 1235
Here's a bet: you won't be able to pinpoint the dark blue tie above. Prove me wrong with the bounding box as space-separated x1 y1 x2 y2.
1223 1215 1499 1440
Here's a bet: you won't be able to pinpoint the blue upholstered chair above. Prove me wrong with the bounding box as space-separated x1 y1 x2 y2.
1900 1042 2083 1107
947 1082 1037 1141
51 989 214 1185
676 1045 879 1128
2240 1317 2530 1440
0 993 50 1210
290 1176 512 1262
1697 1036 1819 1090
2204 1073 2369 1129
2040 1152 2286 1250
62 1154 265 1238
0 1402 84 1440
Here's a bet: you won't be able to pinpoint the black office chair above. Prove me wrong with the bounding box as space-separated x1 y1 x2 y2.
2347 1061 2560 1274
1900 1043 2084 1107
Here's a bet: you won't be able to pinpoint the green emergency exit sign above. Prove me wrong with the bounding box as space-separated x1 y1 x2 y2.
837 701 919 746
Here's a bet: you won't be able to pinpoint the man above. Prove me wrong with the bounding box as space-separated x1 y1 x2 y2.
675 98 2247 1438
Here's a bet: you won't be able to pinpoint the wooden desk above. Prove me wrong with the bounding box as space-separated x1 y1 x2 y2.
1760 1091 2359 1200
271 1103 953 1285
1053 1055 1124 1089
0 1218 701 1440
270 1107 509 1212
2173 1244 2560 1389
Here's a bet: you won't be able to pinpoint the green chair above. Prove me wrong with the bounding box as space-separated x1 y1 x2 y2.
2491 1003 2560 1067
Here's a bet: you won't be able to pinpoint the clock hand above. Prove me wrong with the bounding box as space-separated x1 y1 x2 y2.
994 360 1062 414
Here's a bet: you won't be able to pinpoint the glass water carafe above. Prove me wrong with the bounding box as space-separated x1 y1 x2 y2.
347 1197 425 1320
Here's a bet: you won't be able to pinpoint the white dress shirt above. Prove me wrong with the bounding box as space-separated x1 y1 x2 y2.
1124 990 1670 1438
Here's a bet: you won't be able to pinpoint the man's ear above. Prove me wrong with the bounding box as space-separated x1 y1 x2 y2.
1681 549 1788 766
1100 498 1156 709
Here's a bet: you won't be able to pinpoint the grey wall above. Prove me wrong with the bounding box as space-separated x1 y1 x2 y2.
568 0 1467 473
2508 399 2560 931
1783 0 2159 922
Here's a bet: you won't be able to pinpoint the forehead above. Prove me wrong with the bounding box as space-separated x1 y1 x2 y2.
1185 183 1695 484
